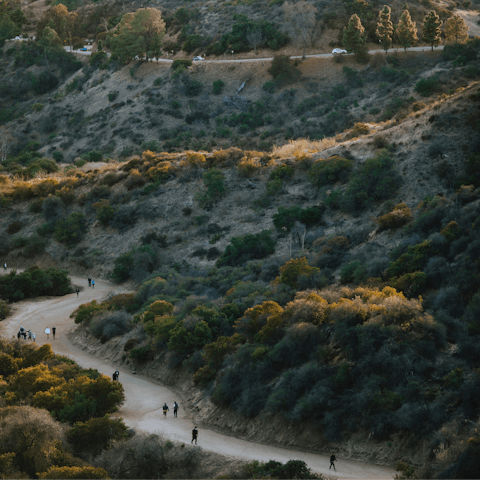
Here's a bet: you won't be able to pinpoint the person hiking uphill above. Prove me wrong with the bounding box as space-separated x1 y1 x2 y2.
329 453 336 471
191 426 198 445
162 403 169 418
173 401 179 418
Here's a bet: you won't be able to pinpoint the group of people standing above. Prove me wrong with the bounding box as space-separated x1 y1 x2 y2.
162 402 198 444
17 326 35 341
87 278 95 288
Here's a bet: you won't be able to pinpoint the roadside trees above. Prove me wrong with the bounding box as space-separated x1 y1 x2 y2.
444 14 468 44
110 7 165 63
376 5 393 54
422 10 442 51
396 9 418 51
36 4 77 42
282 1 318 59
343 14 367 57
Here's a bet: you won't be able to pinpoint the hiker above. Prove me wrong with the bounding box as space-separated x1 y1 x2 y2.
329 453 336 471
88 277 91 287
112 371 117 381
28 330 32 341
162 403 169 418
17 331 20 340
76 289 79 297
115 370 119 380
3 263 6 272
191 426 198 445
32 332 36 342
92 279 95 289
45 327 50 340
52 326 56 339
173 401 179 418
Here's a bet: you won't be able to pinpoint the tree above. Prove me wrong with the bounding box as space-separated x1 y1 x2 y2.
246 28 264 55
422 10 442 51
396 9 418 51
444 14 468 44
376 5 393 54
282 1 318 59
36 4 77 42
110 8 165 63
343 14 367 56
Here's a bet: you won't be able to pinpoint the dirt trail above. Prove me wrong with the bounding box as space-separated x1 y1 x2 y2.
3 271 395 480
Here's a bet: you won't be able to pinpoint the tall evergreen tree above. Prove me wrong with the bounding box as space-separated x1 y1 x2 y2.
343 14 367 56
396 9 418 52
422 10 442 51
376 5 394 54
444 14 468 44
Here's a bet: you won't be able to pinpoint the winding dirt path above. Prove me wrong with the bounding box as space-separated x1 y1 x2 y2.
3 271 395 479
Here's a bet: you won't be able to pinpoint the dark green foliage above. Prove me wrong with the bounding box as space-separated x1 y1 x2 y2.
128 346 153 361
90 310 132 340
441 39 478 65
387 241 431 278
272 206 325 232
83 150 103 162
30 70 58 94
108 91 118 102
270 164 294 181
415 76 441 97
262 81 275 93
54 212 86 246
111 245 157 283
171 59 192 70
25 158 59 178
212 79 225 94
90 51 108 68
268 55 301 86
52 151 63 162
195 169 226 208
244 460 316 479
343 66 363 87
183 34 204 53
23 235 47 257
0 266 72 302
182 76 203 96
308 156 354 187
340 260 368 284
339 151 401 213
216 231 276 267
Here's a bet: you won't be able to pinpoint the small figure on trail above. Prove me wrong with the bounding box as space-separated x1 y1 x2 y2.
3 263 6 272
329 453 336 471
28 330 32 341
173 401 179 418
45 327 51 340
191 426 198 445
92 279 95 289
163 403 169 418
88 278 91 287
32 332 36 342
112 371 118 381
17 331 20 340
76 289 79 297
52 326 56 339
115 370 119 381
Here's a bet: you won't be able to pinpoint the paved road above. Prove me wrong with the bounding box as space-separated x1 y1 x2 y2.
64 45 444 63
3 270 396 479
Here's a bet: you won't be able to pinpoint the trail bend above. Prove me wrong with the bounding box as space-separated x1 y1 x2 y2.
2 271 395 480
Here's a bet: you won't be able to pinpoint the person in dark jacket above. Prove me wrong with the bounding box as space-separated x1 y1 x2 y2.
329 453 336 471
163 403 169 418
173 401 179 418
191 426 198 444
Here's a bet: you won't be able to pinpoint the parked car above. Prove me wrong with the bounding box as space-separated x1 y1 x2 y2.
332 48 347 55
192 56 204 61
81 47 87 51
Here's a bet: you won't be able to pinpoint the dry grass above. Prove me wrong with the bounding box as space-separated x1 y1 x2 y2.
272 137 337 160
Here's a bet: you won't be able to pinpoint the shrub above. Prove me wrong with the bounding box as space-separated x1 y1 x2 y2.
237 157 262 177
376 203 412 229
212 79 225 94
387 240 431 278
108 91 118 102
262 81 275 93
340 260 368 284
93 199 115 226
183 77 203 96
54 212 86 245
194 168 226 208
23 235 47 257
243 460 315 479
217 231 276 267
128 346 153 361
90 310 132 340
6 221 22 235
52 151 64 162
276 257 320 289
171 59 192 70
111 245 156 283
272 206 325 232
414 76 440 97
308 156 354 187
268 55 301 86
70 300 106 324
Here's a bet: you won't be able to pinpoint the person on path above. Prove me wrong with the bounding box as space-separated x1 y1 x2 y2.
173 401 179 418
32 332 36 342
115 370 119 381
92 279 95 289
28 330 32 341
329 453 336 471
163 403 169 418
3 263 6 273
17 331 20 340
191 427 198 445
76 289 79 297
45 327 50 340
88 278 91 287
52 326 56 339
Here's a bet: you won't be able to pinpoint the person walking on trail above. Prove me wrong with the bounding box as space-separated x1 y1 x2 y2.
115 370 119 381
191 427 198 445
52 326 56 339
173 401 179 418
76 289 79 297
3 263 6 273
28 330 32 341
162 403 169 418
32 332 36 342
92 279 95 289
45 327 50 340
329 453 336 471
88 278 91 287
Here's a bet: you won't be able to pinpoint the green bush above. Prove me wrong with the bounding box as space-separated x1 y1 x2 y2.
52 151 63 162
217 231 276 267
31 70 59 94
25 158 59 178
183 78 203 96
183 34 204 53
111 245 156 283
212 79 225 94
0 266 72 302
414 76 440 97
308 156 354 187
272 206 324 232
267 55 301 86
195 168 226 208
82 150 103 162
262 81 275 93
0 299 11 320
108 91 118 102
23 235 47 257
441 40 478 64
243 460 315 479
171 59 192 70
93 200 115 226
386 240 431 278
54 212 86 245
270 164 294 181
129 346 153 361
340 260 368 284
90 51 108 68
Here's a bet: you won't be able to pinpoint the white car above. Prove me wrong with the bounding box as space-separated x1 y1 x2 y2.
332 48 347 55
192 56 204 61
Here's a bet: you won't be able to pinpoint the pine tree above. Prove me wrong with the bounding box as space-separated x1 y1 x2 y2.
376 5 394 54
397 9 418 52
444 14 468 44
422 10 442 51
343 14 367 56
